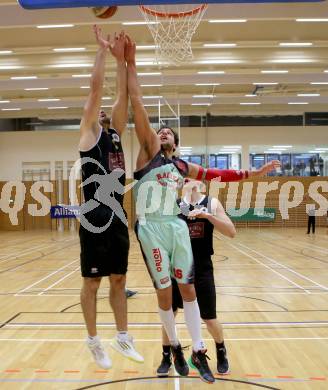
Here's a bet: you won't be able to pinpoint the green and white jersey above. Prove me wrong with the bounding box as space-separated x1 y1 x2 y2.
133 151 189 221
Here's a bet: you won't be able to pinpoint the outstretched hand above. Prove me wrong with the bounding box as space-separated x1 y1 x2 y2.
258 160 281 175
108 30 126 61
93 24 111 51
124 33 136 63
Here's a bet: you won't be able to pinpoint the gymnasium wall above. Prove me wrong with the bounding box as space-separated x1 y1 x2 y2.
1 125 328 180
0 126 327 231
0 177 327 231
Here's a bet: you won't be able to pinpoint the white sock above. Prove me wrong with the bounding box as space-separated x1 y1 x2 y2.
183 299 206 352
87 335 100 344
117 331 129 342
158 307 179 346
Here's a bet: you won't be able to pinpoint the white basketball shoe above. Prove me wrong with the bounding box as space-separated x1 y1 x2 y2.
86 337 112 369
110 335 144 363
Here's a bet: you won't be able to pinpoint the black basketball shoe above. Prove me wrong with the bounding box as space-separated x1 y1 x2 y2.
188 349 215 384
171 344 189 376
216 345 230 374
156 352 172 377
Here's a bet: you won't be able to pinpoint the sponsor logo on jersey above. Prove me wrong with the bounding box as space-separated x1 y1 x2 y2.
156 170 181 187
152 248 163 272
188 222 205 238
160 276 170 285
108 152 125 171
91 267 98 274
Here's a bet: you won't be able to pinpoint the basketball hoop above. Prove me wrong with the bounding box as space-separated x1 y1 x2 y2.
139 3 208 66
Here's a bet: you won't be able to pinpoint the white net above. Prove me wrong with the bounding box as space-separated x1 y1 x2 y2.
139 4 208 66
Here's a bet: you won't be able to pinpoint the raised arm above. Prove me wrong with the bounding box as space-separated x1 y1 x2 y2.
109 31 128 136
186 160 281 182
188 198 236 238
125 34 160 165
79 25 110 151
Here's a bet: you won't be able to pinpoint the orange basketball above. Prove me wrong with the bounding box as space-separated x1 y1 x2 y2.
91 6 118 19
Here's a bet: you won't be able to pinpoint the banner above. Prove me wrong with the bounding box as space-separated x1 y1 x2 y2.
227 208 276 221
50 205 80 219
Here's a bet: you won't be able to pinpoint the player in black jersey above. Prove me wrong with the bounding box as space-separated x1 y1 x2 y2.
78 26 143 369
157 179 235 376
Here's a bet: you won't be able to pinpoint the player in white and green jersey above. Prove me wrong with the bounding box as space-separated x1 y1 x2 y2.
125 34 280 384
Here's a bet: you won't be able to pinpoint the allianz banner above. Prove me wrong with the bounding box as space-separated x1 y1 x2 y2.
50 205 80 219
227 208 276 222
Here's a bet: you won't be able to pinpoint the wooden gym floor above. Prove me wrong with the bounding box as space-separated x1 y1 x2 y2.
0 227 327 389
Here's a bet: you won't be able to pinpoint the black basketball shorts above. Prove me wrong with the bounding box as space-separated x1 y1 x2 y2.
79 211 129 278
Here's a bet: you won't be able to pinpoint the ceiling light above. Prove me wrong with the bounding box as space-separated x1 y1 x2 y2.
208 19 247 23
138 72 162 76
25 87 49 91
11 76 37 80
38 98 60 102
279 42 312 47
253 82 278 85
195 83 220 86
1 108 21 111
47 106 68 109
122 21 158 25
196 60 240 64
141 84 163 87
272 145 292 148
51 64 93 68
245 94 257 97
136 45 157 49
261 70 288 74
191 103 211 106
297 93 320 97
193 94 216 98
308 150 320 153
314 147 328 150
240 102 261 105
37 24 74 28
197 71 225 74
310 82 328 85
136 61 158 66
72 74 91 78
80 86 90 89
102 97 112 100
288 102 309 104
0 51 13 54
222 145 241 148
203 43 237 48
0 100 10 103
0 66 22 70
53 47 86 52
271 59 314 63
296 18 328 22
143 95 163 99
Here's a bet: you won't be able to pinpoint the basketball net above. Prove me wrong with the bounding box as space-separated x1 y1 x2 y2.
139 4 208 66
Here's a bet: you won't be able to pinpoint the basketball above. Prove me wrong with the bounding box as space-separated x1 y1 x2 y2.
91 6 118 19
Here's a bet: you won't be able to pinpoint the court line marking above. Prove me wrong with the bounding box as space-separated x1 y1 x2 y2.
38 266 80 296
15 259 79 296
0 237 76 262
237 242 328 292
292 241 328 254
222 240 311 294
0 337 327 342
3 321 328 328
12 292 328 297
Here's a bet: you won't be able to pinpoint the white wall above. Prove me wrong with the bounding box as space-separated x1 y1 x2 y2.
1 125 328 180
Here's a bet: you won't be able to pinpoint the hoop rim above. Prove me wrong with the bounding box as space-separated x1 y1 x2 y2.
139 3 207 18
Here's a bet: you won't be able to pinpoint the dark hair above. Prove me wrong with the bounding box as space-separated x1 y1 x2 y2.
157 126 179 147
